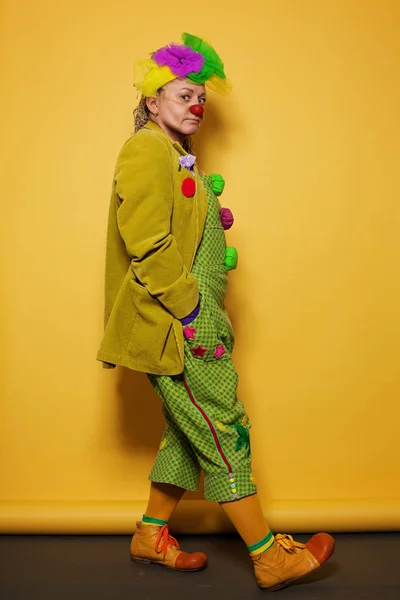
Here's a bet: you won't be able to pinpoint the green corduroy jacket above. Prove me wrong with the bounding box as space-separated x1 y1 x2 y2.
96 120 207 375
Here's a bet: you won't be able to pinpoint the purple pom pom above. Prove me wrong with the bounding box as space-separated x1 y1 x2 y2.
220 207 234 230
153 44 205 78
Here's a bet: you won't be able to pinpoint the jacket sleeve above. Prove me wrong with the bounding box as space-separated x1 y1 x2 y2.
115 132 199 319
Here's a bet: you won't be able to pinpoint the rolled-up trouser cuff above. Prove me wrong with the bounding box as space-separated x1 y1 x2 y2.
148 472 200 492
204 466 257 503
148 428 201 492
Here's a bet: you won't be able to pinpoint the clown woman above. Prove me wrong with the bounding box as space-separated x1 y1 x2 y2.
97 32 335 590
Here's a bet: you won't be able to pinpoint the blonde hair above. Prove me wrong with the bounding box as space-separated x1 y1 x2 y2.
133 94 193 154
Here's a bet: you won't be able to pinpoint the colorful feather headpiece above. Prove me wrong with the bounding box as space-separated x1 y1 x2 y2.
133 33 232 97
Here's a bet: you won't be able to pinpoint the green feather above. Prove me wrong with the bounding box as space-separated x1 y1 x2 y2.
182 32 227 83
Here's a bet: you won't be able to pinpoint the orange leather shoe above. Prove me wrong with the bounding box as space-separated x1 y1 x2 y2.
130 521 207 571
251 532 335 591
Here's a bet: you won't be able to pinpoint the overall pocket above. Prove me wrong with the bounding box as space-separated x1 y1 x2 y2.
183 297 230 363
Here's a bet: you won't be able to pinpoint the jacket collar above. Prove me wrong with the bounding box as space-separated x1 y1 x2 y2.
143 120 188 156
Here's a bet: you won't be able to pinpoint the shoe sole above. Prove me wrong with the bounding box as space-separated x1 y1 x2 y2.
131 555 207 572
259 547 335 591
262 574 309 592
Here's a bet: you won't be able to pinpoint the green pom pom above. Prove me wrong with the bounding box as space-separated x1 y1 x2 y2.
209 173 225 196
182 32 227 82
224 247 238 270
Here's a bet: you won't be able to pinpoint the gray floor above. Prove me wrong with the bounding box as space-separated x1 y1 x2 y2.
0 533 399 599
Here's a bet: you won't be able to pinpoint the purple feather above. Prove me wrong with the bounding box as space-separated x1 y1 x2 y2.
154 44 205 77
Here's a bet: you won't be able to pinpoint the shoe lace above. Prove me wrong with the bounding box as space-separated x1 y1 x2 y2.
155 524 180 557
275 533 306 554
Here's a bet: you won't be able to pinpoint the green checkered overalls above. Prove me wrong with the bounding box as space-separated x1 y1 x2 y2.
148 175 257 502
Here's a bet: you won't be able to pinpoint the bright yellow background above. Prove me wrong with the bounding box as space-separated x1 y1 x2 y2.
1 0 399 533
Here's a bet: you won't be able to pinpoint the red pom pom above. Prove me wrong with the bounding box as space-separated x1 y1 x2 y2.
182 177 196 197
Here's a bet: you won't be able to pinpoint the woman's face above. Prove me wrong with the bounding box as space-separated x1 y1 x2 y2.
146 78 206 143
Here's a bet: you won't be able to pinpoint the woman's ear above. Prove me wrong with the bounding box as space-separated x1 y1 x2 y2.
146 96 159 117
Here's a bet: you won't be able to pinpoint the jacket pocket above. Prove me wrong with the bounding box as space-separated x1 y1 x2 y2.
128 278 183 371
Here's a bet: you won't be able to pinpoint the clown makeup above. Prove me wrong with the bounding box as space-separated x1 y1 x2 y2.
146 78 206 144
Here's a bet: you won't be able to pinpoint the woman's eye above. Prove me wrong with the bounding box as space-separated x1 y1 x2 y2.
199 98 206 104
181 95 191 101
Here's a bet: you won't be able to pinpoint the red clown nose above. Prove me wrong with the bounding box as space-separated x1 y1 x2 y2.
189 104 204 117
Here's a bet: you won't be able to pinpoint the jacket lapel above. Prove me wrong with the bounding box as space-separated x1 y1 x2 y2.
143 120 207 263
